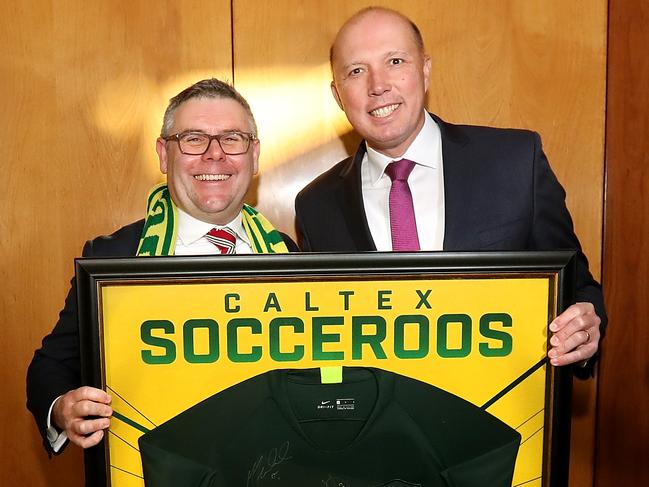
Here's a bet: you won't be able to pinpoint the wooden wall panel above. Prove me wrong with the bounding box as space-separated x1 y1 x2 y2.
0 1 232 484
234 2 606 486
597 0 649 484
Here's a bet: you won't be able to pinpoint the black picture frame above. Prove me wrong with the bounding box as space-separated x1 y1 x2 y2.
76 250 576 487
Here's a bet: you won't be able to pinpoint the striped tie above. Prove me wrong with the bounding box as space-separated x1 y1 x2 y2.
205 227 237 254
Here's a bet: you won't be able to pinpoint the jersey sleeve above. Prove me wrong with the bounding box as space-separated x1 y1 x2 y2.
394 374 521 487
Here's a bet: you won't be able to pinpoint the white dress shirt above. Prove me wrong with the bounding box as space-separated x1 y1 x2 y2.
47 207 251 451
362 111 445 251
173 207 253 255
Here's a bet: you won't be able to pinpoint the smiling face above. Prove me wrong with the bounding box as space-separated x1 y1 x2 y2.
330 9 431 158
156 97 259 225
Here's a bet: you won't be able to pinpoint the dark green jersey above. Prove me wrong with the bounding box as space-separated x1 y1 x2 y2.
139 368 520 486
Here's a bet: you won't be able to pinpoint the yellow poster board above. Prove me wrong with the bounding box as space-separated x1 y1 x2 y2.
77 252 575 486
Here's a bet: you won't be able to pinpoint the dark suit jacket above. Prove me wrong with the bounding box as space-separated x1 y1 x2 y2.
295 114 606 376
26 219 298 454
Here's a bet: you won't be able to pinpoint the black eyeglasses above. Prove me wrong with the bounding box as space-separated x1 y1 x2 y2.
163 131 256 155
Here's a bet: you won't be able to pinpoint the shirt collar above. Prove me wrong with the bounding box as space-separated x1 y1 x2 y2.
176 207 250 247
365 111 441 185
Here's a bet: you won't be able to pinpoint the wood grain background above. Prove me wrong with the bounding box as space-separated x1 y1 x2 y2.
0 1 614 485
596 0 649 485
0 1 232 484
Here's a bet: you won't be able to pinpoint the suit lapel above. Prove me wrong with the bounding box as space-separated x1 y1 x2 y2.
339 144 376 251
339 114 475 252
431 114 472 251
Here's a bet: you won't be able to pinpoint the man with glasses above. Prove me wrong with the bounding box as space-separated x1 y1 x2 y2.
27 78 297 454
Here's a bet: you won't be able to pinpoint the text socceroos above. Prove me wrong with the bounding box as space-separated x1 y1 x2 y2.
140 312 514 365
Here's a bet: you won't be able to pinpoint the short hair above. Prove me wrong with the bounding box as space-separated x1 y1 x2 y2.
330 7 425 67
160 78 257 137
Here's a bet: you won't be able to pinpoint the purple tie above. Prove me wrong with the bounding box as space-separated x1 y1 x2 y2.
385 159 420 251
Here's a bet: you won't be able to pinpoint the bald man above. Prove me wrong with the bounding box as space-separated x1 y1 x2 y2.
295 7 605 376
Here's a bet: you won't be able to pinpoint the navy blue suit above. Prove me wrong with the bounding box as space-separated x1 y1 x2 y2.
295 114 606 375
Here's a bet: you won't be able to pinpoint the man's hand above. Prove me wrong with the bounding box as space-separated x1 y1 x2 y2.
548 302 601 366
52 386 112 448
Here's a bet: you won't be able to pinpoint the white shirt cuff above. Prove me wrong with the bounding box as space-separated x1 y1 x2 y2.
46 396 68 452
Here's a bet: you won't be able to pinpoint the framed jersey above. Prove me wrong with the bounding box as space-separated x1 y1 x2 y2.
76 251 576 487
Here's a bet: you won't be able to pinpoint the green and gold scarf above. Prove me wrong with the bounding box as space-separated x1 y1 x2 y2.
136 183 288 256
